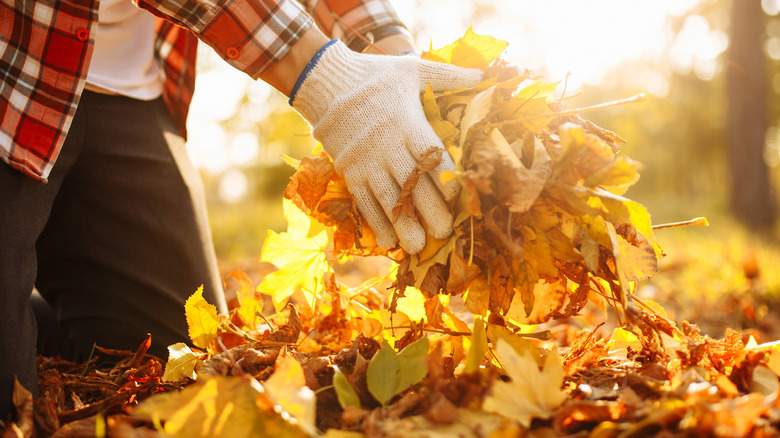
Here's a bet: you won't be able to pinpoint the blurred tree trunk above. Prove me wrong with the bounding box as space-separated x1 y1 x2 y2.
726 0 775 228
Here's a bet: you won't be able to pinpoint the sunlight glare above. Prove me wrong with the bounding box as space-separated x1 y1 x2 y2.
187 0 724 172
670 15 728 80
765 38 780 60
219 168 250 203
228 131 260 165
396 0 707 90
187 121 229 173
763 0 780 16
764 126 780 168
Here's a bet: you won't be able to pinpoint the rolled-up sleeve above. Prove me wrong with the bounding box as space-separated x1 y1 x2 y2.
301 0 406 45
135 0 313 78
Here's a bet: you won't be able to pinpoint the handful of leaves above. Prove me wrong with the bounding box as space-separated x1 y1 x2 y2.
285 28 659 325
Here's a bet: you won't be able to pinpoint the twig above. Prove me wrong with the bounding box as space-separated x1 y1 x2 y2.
478 93 647 131
652 217 709 230
558 72 572 104
221 321 263 344
382 326 470 336
629 295 687 340
381 325 551 340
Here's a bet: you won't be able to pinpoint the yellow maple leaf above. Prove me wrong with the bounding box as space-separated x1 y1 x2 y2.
184 286 220 349
482 341 566 427
423 26 508 70
257 199 329 311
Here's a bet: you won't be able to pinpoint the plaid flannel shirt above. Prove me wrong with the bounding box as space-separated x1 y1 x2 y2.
0 0 405 182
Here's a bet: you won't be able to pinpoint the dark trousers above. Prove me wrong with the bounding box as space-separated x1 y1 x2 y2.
0 91 228 418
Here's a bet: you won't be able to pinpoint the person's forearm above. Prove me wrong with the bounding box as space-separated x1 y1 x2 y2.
260 27 331 97
364 33 417 55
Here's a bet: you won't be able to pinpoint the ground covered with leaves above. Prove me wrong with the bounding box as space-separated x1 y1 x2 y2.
4 30 780 438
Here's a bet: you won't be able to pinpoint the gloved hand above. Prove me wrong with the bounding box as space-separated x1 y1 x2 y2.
290 40 483 254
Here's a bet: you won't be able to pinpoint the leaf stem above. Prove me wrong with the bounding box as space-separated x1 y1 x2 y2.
314 385 334 395
469 216 475 267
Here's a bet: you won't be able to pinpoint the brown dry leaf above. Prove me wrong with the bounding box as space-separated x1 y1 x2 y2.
317 172 357 226
286 156 334 211
554 401 626 435
693 393 769 437
563 325 606 376
496 133 552 213
392 148 444 222
464 276 490 316
489 255 515 314
3 379 34 438
419 263 448 297
445 250 481 295
424 295 445 329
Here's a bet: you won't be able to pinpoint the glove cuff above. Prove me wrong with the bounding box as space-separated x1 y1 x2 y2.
289 39 371 124
288 39 338 107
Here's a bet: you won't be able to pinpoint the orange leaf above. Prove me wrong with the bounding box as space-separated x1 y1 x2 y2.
286 156 334 211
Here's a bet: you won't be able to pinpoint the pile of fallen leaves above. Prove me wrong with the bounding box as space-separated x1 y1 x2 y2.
5 291 780 437
284 28 661 329
4 29 780 438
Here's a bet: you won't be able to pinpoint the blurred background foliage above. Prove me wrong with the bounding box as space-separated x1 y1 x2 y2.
188 0 780 337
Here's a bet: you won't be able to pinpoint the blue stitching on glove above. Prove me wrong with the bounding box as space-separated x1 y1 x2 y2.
289 39 338 106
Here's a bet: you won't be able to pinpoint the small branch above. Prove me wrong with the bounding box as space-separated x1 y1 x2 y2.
629 295 687 340
512 330 553 340
381 326 470 336
545 93 646 118
652 217 709 230
221 321 263 344
478 93 647 131
382 325 551 340
557 72 572 104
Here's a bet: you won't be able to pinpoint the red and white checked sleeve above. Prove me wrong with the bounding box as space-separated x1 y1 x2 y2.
302 0 406 44
135 0 313 79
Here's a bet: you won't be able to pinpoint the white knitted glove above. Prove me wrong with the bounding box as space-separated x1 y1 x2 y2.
291 40 482 254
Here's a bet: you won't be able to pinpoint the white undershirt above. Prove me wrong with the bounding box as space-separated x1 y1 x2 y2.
86 0 163 100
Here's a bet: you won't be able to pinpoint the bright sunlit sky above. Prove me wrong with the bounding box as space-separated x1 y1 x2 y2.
185 0 763 202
